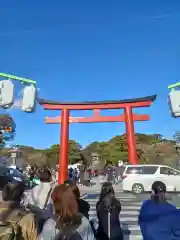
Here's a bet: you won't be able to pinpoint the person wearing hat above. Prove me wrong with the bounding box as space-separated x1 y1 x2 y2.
138 181 180 240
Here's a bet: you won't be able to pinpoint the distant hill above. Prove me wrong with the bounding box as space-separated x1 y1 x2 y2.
0 133 178 168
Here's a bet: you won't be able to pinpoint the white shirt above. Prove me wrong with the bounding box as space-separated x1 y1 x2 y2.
27 182 53 209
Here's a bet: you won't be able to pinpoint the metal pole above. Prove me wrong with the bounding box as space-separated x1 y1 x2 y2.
0 73 36 85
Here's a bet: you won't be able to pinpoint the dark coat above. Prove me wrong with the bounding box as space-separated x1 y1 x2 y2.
77 199 90 219
96 199 123 240
139 199 180 240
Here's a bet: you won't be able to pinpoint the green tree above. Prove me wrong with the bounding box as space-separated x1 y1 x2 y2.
83 141 104 165
108 136 128 163
83 136 129 164
43 141 82 167
43 144 60 167
0 132 176 167
0 114 16 148
68 140 82 164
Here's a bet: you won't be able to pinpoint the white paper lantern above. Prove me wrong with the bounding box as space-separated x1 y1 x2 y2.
168 90 180 117
21 85 37 112
0 80 14 108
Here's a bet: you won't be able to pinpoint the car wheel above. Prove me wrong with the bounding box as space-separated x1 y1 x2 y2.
132 183 144 194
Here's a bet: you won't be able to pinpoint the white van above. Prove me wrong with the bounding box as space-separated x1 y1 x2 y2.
122 164 180 194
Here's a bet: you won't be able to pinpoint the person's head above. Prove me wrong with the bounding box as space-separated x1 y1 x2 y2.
151 181 167 203
70 184 80 200
38 168 52 182
30 165 34 170
2 182 25 202
33 164 37 170
51 184 81 226
99 182 115 201
98 182 117 211
63 182 80 200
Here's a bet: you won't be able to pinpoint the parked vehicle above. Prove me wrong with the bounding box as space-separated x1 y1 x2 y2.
122 164 180 194
0 166 30 190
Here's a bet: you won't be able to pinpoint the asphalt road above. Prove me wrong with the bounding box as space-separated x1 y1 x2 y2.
83 191 180 239
80 177 180 207
79 187 180 208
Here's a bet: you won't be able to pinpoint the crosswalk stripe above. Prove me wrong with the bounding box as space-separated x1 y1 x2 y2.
89 210 139 215
122 225 140 231
90 205 140 210
125 235 142 240
85 193 136 198
85 197 137 202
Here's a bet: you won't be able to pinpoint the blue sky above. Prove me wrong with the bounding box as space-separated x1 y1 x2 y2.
0 0 180 149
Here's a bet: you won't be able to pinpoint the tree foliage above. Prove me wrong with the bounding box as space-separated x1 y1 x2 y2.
0 133 178 168
0 114 16 148
40 140 82 167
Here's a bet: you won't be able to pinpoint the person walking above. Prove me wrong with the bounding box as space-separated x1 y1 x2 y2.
79 167 84 186
84 168 90 187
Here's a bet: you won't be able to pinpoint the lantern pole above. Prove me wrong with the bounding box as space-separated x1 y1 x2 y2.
168 82 180 91
0 73 36 85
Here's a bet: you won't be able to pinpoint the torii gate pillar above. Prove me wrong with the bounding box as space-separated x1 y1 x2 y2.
124 106 137 166
59 108 69 184
39 95 157 184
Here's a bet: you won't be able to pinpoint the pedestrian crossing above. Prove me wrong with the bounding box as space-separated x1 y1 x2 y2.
83 192 143 240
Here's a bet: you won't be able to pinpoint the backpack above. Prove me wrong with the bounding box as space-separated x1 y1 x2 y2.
0 211 24 240
54 225 82 240
56 230 82 240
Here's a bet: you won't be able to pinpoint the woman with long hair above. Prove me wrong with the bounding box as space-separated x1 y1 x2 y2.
70 184 90 219
139 181 180 240
96 182 123 240
39 184 94 240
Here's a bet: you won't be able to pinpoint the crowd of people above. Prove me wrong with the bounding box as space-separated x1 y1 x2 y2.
25 162 124 188
0 167 180 239
67 163 125 187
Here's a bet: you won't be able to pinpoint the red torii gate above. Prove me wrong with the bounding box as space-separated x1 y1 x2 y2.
39 95 156 184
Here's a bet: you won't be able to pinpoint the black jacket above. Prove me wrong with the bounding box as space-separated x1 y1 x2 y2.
96 199 123 240
77 199 90 219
